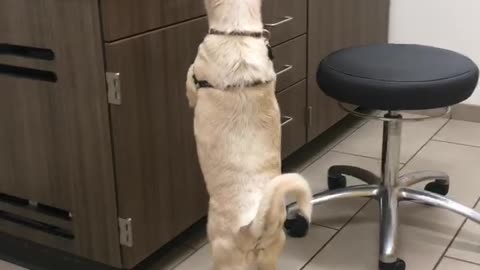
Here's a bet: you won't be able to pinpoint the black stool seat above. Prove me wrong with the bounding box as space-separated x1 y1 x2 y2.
317 44 479 110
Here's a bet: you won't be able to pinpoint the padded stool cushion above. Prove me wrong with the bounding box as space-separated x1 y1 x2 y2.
317 44 479 110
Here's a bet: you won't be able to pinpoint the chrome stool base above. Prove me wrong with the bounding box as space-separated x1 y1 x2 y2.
286 111 480 270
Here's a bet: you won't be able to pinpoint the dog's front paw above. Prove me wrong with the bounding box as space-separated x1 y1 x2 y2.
186 86 198 108
186 65 198 108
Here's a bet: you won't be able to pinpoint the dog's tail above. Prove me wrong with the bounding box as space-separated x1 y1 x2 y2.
244 173 313 239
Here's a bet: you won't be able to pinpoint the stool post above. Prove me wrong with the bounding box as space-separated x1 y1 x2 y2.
379 112 403 264
381 112 402 189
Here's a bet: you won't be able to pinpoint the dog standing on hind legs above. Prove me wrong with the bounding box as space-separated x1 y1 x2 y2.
186 0 313 269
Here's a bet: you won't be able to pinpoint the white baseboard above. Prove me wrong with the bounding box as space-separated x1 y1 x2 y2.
451 103 480 123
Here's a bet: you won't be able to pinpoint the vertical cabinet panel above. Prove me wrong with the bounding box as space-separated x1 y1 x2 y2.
277 81 308 158
0 0 120 267
307 0 390 140
105 18 209 268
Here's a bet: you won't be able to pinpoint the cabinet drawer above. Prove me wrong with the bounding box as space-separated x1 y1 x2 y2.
263 0 307 46
277 80 307 158
100 0 205 41
272 35 307 92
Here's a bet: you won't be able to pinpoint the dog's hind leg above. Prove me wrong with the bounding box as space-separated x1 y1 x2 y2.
211 239 247 270
257 232 286 270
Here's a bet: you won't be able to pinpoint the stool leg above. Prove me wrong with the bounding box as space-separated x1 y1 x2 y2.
398 171 449 187
285 186 379 238
311 185 380 206
399 188 480 224
286 185 380 217
379 190 399 264
379 114 405 270
328 165 381 186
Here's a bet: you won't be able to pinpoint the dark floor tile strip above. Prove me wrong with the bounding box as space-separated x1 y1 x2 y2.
170 242 209 270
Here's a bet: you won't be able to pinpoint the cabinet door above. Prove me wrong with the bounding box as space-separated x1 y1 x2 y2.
0 0 120 267
307 0 390 140
105 18 209 268
100 0 206 41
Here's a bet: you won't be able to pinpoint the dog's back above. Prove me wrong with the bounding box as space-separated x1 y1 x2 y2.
186 1 312 269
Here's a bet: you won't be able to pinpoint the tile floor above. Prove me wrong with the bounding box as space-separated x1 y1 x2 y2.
2 117 480 270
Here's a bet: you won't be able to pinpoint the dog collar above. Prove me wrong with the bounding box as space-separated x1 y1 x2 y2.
192 74 272 90
208 28 271 40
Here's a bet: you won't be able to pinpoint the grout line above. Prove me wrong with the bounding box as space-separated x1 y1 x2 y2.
431 139 480 149
400 119 451 170
330 150 382 162
443 256 480 267
432 197 480 270
299 199 373 270
310 222 340 232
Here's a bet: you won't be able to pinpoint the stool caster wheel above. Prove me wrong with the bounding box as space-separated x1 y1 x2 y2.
379 259 406 270
425 180 449 196
328 174 347 190
284 212 309 238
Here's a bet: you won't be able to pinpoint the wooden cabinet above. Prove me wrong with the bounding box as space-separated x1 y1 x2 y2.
105 17 209 268
307 0 390 140
0 0 389 268
100 0 205 41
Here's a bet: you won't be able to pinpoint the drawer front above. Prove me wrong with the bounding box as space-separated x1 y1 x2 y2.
100 0 205 41
263 0 307 46
272 35 307 92
277 80 307 158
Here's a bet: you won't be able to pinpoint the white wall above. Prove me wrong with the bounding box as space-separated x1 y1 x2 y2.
389 0 480 105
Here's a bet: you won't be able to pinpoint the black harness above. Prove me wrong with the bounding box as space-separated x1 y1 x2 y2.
192 28 275 90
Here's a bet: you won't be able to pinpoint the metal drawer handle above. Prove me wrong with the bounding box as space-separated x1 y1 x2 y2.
276 65 293 76
281 116 294 127
265 16 294 27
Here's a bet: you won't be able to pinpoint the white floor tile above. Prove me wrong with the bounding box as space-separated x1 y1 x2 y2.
447 204 480 265
334 114 447 163
301 151 382 229
434 120 480 147
437 257 480 270
174 225 335 270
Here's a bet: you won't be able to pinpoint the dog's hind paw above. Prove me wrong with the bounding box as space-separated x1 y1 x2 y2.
284 212 310 238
